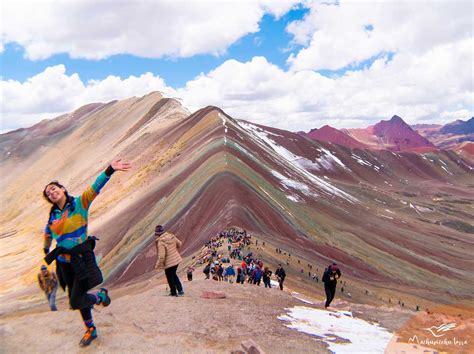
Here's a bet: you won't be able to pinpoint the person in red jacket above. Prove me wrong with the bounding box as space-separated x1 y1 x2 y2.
241 260 248 275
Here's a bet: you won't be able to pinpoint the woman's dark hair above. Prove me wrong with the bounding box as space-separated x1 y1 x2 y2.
43 181 75 224
43 181 69 203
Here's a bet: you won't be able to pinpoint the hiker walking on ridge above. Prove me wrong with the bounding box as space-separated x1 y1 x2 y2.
263 267 272 288
155 225 184 297
37 265 58 311
42 159 131 346
322 263 341 308
275 264 286 291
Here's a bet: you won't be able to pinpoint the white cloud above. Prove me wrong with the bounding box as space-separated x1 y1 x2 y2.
177 40 472 130
286 1 473 71
1 0 299 60
1 1 472 133
440 109 473 122
0 65 175 132
2 35 472 133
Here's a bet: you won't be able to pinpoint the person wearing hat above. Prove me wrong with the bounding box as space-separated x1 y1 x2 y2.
154 225 184 297
38 265 59 311
322 263 342 308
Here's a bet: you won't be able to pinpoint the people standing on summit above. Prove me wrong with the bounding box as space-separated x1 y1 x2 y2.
322 263 342 308
155 224 184 297
42 159 131 346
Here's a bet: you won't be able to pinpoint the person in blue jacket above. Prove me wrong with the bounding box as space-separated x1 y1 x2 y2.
225 264 236 283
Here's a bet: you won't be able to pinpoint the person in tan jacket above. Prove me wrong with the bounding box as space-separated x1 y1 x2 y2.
154 224 184 297
38 265 58 311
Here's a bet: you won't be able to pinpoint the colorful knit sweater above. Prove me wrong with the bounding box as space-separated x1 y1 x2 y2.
44 169 113 262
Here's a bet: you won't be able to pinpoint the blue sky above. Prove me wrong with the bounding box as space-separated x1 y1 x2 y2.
1 10 308 87
1 1 472 132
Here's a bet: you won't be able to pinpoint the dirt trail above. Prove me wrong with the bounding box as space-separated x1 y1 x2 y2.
1 277 331 353
0 236 427 354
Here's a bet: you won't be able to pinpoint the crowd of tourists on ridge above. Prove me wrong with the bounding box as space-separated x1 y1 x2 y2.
193 228 288 291
193 228 347 306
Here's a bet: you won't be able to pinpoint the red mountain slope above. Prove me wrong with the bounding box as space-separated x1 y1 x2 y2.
344 115 437 151
371 115 436 151
305 125 369 149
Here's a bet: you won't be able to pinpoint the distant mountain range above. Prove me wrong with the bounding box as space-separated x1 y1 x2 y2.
439 118 474 135
302 116 473 155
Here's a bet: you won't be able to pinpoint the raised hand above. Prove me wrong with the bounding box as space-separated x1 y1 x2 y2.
111 159 132 172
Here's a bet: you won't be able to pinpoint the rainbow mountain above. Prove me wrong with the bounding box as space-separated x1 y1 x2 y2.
1 92 473 312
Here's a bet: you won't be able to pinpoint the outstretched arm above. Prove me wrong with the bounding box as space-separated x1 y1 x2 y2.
80 159 131 209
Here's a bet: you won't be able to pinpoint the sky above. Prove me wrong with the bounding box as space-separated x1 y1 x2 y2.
1 0 473 133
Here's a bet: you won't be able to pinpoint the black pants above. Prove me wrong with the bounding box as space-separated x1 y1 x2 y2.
278 278 284 290
325 283 337 307
165 264 183 296
58 262 97 322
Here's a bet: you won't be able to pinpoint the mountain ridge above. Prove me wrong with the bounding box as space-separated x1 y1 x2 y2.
1 92 473 316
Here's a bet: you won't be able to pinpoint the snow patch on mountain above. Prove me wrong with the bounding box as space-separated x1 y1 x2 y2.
279 306 393 354
239 122 358 203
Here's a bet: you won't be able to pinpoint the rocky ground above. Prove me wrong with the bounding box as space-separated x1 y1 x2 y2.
0 232 474 354
1 277 332 353
3 235 473 353
4 264 448 354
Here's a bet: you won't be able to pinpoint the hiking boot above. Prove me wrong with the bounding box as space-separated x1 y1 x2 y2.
168 293 179 297
79 326 97 346
178 290 184 296
97 288 111 307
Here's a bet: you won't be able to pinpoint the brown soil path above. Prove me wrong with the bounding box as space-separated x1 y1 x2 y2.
1 277 329 353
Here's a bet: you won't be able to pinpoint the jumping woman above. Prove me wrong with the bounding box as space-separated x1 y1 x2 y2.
42 159 131 346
